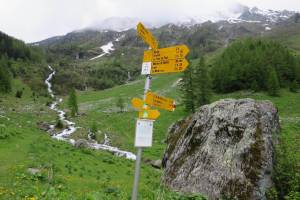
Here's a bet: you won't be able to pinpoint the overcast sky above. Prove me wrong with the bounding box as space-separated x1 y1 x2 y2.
0 0 299 43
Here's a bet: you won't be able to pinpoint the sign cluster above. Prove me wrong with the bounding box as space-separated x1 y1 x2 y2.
133 22 190 147
131 22 190 200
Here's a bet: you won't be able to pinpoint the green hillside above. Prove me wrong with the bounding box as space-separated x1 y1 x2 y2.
0 15 300 199
1 66 299 199
1 79 203 199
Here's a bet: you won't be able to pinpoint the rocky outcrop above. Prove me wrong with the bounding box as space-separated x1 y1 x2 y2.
162 99 280 200
74 139 88 149
37 121 51 131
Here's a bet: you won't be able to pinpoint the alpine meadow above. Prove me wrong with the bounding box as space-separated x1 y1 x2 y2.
0 1 300 200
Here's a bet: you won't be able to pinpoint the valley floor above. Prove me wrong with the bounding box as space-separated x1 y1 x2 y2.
0 75 299 199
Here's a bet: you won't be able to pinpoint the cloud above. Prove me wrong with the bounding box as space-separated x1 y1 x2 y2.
0 0 299 42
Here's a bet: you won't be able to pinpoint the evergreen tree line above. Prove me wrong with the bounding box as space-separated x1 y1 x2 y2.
0 31 46 94
211 38 300 93
0 31 32 61
181 38 300 113
0 56 12 93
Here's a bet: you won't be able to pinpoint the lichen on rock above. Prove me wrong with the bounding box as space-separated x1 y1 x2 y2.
162 99 280 200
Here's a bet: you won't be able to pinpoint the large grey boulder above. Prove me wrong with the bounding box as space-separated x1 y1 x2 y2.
162 99 280 200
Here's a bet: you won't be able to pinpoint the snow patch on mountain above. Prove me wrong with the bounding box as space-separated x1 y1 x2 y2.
239 7 295 23
89 35 124 61
89 42 114 60
265 27 272 31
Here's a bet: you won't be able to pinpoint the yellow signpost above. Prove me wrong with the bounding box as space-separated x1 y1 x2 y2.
150 58 189 74
143 45 189 62
145 92 175 111
131 98 148 110
137 22 158 49
132 22 189 200
138 109 160 120
142 45 189 75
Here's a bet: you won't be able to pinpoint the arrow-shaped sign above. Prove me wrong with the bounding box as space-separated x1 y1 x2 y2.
145 92 176 111
150 58 189 74
137 22 158 50
143 45 189 62
141 45 190 75
138 109 160 120
131 97 149 110
131 97 160 120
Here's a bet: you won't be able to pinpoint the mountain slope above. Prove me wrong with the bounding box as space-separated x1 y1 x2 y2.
28 9 299 95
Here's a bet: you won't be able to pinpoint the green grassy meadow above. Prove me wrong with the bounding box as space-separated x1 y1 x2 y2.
0 64 299 200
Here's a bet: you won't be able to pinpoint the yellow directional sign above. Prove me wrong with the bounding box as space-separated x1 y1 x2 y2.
143 45 189 62
132 98 146 109
150 58 189 74
131 97 161 120
138 109 160 120
145 92 175 111
137 22 158 49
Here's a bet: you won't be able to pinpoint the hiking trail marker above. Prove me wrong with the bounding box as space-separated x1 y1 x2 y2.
137 22 158 49
145 92 176 112
142 45 189 75
131 22 189 200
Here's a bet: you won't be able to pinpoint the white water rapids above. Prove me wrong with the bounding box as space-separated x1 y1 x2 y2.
45 65 136 160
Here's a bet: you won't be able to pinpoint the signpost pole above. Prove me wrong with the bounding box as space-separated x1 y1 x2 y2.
131 147 142 200
131 74 151 200
133 22 189 200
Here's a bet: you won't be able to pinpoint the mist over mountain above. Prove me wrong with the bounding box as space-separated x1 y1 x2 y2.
81 4 296 33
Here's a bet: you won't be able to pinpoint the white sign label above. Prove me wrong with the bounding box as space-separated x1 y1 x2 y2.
141 62 151 75
135 119 153 147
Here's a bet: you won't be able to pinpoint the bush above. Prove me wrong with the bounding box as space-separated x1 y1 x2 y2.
68 88 78 117
267 68 280 96
55 119 64 129
0 125 9 139
289 80 299 93
116 96 125 112
90 121 97 134
15 90 23 98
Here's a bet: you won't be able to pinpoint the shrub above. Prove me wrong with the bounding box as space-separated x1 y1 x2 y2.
55 119 64 129
289 80 299 93
0 125 9 139
15 90 23 98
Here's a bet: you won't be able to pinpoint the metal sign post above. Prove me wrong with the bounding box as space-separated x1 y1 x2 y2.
131 75 151 200
131 22 189 200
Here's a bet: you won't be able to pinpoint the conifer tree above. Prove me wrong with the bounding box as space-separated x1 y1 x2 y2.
0 56 12 93
251 80 259 92
193 57 212 107
116 96 125 112
267 68 280 96
289 80 299 93
68 88 78 117
181 65 195 113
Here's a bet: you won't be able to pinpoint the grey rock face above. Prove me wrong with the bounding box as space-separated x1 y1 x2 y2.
162 99 280 200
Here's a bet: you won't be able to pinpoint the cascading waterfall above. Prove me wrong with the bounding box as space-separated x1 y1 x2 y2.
45 65 136 160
